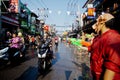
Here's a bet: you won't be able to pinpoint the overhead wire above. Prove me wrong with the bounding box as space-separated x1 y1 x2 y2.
70 0 74 13
1 0 8 12
37 0 49 17
37 0 45 9
67 0 72 11
41 0 48 9
67 0 78 16
25 0 41 11
73 0 79 16
66 0 80 27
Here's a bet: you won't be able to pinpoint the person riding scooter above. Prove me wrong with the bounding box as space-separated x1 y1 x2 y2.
54 36 59 49
8 32 21 63
18 32 25 57
43 33 53 59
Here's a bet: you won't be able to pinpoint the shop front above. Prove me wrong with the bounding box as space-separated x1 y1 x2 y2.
1 15 19 32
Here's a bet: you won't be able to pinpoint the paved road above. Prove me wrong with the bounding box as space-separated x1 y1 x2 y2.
0 42 91 80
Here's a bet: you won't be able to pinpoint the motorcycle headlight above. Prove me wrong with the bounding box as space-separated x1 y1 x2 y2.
38 49 47 58
38 53 41 58
38 52 46 58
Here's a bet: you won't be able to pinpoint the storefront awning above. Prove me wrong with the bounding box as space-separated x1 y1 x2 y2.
2 15 19 27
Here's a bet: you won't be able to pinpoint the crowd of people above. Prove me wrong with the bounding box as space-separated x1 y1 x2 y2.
0 30 59 64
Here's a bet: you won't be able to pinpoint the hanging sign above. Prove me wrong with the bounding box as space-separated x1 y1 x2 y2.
87 4 95 19
8 0 19 13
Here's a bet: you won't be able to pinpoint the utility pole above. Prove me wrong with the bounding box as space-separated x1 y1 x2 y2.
77 5 81 27
77 5 83 35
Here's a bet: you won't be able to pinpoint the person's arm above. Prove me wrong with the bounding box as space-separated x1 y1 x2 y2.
79 46 88 51
103 69 115 80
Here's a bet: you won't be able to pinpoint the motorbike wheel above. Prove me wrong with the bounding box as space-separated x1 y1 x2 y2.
38 60 46 73
42 61 46 69
46 59 52 69
0 60 9 67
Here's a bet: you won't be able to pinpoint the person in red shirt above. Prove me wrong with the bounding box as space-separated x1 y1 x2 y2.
89 13 120 80
54 36 59 48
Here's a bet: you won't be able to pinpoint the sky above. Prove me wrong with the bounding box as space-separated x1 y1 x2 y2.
21 0 87 26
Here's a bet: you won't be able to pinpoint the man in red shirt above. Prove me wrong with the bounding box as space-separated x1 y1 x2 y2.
89 13 120 80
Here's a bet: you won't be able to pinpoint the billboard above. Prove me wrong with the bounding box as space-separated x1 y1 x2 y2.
87 4 95 19
8 0 19 13
87 8 95 19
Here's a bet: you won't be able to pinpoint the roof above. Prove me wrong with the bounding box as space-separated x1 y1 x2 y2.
31 12 38 18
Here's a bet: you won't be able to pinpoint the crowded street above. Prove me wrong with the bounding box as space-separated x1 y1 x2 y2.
1 0 120 80
0 42 90 80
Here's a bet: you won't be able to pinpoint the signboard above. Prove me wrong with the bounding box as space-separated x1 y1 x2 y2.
87 8 95 17
87 4 93 8
21 20 28 28
8 0 19 13
87 4 95 19
44 25 49 31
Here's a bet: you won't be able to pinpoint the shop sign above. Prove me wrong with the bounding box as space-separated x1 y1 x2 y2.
21 21 27 27
44 25 49 31
87 4 95 19
87 4 93 8
8 0 19 13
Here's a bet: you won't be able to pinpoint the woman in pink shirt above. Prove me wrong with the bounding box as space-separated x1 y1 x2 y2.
8 33 21 62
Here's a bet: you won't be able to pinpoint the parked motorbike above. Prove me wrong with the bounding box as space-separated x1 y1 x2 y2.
38 38 53 73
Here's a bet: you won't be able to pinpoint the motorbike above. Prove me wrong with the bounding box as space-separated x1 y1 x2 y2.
0 47 9 65
10 44 26 63
54 37 59 49
38 38 53 73
0 44 26 66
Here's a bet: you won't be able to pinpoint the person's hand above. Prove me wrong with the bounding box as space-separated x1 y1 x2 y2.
49 44 52 47
9 44 12 47
79 46 88 51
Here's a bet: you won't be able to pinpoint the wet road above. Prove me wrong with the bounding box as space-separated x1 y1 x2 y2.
0 42 91 80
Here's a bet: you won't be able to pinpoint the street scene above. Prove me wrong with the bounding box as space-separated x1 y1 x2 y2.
0 0 120 80
0 42 90 80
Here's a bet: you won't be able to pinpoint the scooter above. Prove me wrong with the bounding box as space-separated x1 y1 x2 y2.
0 45 25 66
0 47 9 65
38 38 53 73
11 44 26 63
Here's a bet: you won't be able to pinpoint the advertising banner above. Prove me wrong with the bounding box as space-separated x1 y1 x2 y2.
87 4 95 19
9 0 19 13
87 8 95 19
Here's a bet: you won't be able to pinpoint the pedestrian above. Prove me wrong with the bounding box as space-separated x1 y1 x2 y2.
89 13 120 80
18 32 24 57
30 35 35 48
5 31 12 42
54 36 59 48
